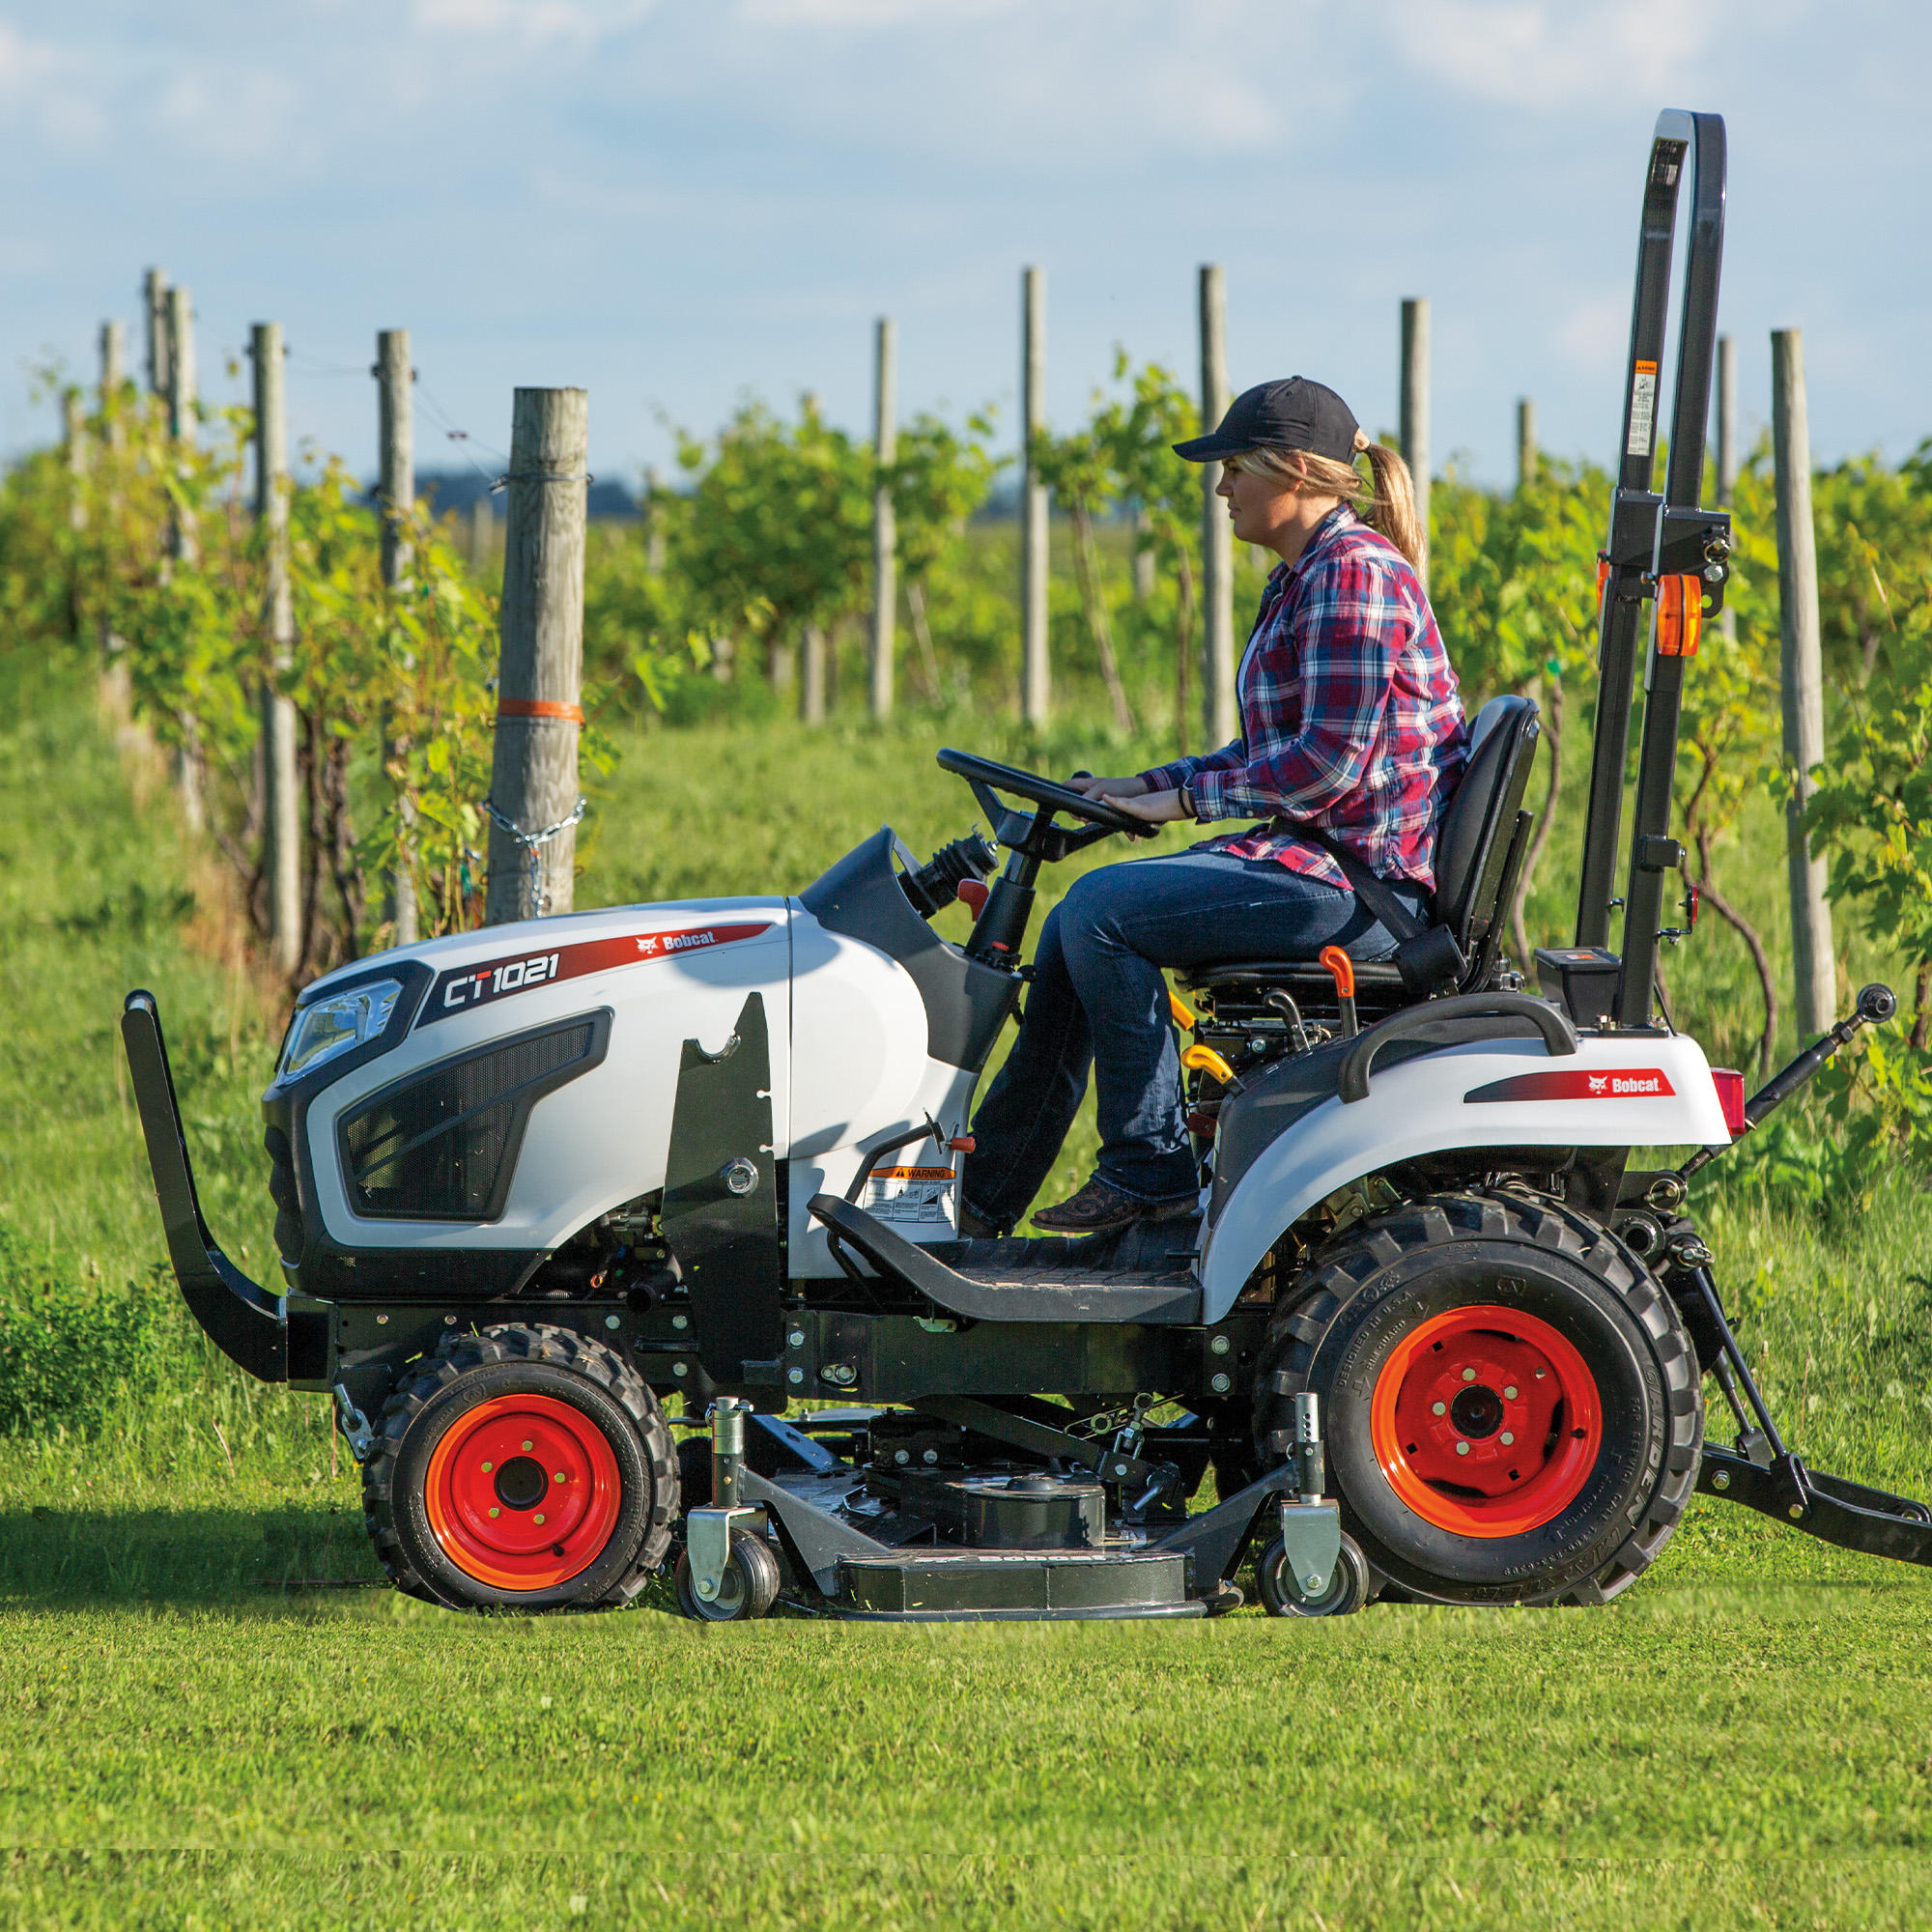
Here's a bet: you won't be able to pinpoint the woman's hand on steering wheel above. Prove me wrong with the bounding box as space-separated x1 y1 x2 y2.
1065 773 1188 827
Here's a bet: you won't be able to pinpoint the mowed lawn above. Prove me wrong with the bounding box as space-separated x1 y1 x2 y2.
4 663 1932 1928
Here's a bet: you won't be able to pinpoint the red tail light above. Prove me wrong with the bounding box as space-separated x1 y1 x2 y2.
1710 1067 1747 1138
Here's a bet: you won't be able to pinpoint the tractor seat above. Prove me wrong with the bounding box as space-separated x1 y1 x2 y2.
1177 693 1542 1029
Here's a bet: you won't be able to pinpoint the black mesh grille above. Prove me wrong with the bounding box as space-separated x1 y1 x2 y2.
343 1021 596 1221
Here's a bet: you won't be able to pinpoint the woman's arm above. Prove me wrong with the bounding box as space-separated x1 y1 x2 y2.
1189 553 1408 824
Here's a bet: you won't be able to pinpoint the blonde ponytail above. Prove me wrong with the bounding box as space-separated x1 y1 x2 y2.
1229 432 1428 576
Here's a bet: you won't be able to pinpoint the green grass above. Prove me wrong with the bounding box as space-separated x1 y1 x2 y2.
7 659 1932 1927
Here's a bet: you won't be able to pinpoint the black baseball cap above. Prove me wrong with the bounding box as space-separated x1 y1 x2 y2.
1174 377 1360 465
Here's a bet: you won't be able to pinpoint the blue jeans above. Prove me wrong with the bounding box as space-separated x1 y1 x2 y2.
962 850 1428 1231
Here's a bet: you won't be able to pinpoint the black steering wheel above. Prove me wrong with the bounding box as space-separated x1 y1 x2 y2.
935 749 1156 861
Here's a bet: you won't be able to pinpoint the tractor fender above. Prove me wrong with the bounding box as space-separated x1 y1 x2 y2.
1196 1031 1731 1323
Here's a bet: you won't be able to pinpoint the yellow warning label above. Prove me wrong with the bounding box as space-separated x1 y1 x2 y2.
869 1166 956 1181
1627 359 1660 458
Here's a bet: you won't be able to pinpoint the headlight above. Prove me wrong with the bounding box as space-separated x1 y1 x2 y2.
280 978 403 1079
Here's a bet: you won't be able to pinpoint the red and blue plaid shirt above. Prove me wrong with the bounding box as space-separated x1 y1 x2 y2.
1138 506 1467 893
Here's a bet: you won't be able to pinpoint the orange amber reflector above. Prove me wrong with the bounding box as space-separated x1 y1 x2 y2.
1656 573 1704 658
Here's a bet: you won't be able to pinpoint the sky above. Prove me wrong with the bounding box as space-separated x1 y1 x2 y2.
5 0 1928 493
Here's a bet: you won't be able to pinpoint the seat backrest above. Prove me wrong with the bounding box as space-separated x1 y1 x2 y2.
1434 694 1540 952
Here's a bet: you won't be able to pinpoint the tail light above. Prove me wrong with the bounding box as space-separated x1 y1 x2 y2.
1710 1067 1747 1138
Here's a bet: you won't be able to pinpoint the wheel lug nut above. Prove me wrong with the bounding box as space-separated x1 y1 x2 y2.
1455 1441 1470 1456
554 1471 567 1483
522 1439 534 1451
1462 1368 1477 1382
481 1462 493 1473
1500 1432 1515 1446
1432 1402 1445 1416
534 1513 546 1525
489 1507 500 1519
1503 1386 1518 1400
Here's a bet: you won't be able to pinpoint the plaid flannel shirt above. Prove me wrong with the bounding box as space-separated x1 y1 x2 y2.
1138 506 1467 894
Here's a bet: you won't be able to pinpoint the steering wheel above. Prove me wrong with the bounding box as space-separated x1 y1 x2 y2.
935 749 1156 861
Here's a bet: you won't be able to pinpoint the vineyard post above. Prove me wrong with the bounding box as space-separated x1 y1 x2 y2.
469 497 493 576
251 322 301 976
801 623 829 725
870 315 897 721
1771 327 1836 1040
98 322 128 689
376 327 418 945
1020 265 1049 725
1200 264 1236 746
1716 333 1737 643
64 389 88 533
1516 397 1537 492
643 466 667 573
485 387 588 927
164 283 203 831
1400 298 1431 590
143 269 170 400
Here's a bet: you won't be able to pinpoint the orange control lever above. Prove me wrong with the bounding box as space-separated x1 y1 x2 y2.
956 879 990 918
1319 945 1359 1038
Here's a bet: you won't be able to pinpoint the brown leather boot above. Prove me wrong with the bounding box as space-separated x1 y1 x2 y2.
1031 1176 1194 1236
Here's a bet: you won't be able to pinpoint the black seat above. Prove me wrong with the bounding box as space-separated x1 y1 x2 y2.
1179 694 1541 1020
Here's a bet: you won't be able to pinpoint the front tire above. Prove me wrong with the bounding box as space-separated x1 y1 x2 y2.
1254 1191 1700 1606
364 1324 678 1611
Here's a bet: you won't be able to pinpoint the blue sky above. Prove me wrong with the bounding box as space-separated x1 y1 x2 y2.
5 1 1927 491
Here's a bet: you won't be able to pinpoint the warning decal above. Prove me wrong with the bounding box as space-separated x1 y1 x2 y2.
1627 360 1660 457
1465 1066 1677 1104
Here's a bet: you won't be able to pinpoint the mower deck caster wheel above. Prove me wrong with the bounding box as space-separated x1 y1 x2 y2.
1257 1530 1369 1618
674 1529 781 1622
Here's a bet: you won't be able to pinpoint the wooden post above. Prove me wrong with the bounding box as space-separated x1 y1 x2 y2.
1199 264 1236 746
252 322 301 976
376 328 418 945
1716 334 1737 643
1516 397 1537 492
1771 329 1836 1040
99 322 129 690
869 316 897 721
1020 266 1049 726
801 623 828 724
1400 298 1431 589
485 388 588 926
469 496 493 576
64 389 88 533
165 283 203 830
1130 507 1154 602
143 270 170 400
643 466 667 573
1716 334 1738 502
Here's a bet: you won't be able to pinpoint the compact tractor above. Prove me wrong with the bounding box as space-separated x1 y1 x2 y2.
125 111 1931 1620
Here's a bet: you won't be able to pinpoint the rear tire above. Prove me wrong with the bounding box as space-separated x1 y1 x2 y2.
1253 1190 1700 1606
364 1324 678 1611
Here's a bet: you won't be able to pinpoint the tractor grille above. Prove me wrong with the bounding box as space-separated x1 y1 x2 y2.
340 1019 599 1222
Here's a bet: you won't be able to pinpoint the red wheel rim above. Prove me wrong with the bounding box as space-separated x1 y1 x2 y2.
1369 1303 1603 1538
423 1393 623 1590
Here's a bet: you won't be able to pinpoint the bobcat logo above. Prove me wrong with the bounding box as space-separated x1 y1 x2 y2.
635 935 660 955
1587 1074 1608 1094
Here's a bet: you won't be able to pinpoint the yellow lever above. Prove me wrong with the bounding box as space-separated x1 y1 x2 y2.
1179 1043 1236 1086
1167 989 1196 1030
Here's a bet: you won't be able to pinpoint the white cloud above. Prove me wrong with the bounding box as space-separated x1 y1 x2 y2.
412 0 653 41
1385 0 1723 108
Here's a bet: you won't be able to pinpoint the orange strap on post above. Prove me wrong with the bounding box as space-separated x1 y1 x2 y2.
497 697 586 724
1654 574 1704 659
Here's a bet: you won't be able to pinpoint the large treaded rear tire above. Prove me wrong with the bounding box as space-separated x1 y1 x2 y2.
1253 1190 1701 1607
363 1323 677 1611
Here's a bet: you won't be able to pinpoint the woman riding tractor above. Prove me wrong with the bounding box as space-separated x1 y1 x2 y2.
960 376 1468 1238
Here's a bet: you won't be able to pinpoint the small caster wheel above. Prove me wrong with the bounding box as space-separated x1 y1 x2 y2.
1257 1529 1369 1618
1200 1581 1245 1616
674 1528 781 1622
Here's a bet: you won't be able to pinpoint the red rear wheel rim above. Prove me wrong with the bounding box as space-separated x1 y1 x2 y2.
1369 1303 1603 1538
423 1393 623 1589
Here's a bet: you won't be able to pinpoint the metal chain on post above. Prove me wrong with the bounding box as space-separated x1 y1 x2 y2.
482 794 586 921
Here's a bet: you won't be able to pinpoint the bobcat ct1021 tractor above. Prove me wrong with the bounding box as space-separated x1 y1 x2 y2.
124 110 1932 1620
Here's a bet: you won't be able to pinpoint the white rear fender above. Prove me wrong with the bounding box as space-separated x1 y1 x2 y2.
1197 1032 1730 1322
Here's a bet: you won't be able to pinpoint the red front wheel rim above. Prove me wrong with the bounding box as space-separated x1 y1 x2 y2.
1369 1303 1603 1538
423 1393 623 1589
